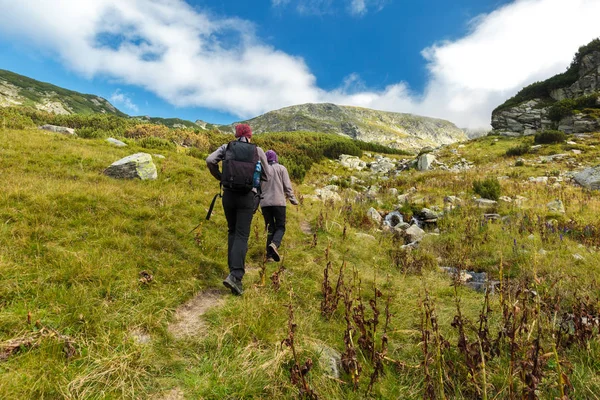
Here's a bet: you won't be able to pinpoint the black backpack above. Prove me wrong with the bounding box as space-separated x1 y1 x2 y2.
221 140 259 192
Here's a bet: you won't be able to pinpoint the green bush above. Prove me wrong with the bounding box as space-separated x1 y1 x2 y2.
473 177 501 201
514 160 525 167
505 143 530 157
0 107 36 129
534 130 566 144
548 99 576 122
76 127 107 139
139 136 175 150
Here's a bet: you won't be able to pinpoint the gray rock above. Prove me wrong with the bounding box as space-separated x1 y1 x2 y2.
419 208 439 220
339 154 366 170
104 153 158 180
106 137 127 147
39 124 75 135
367 207 382 224
317 345 342 379
388 188 399 196
547 199 565 214
314 186 342 202
404 224 425 244
475 198 498 208
383 211 403 227
574 165 600 190
153 154 166 159
417 153 436 171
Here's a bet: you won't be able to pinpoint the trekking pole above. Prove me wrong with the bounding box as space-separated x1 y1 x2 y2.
190 185 222 234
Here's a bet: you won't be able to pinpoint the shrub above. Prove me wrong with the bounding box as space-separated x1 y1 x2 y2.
139 136 175 150
76 127 107 139
0 107 36 129
505 143 530 157
534 130 566 144
125 124 170 139
514 160 525 167
186 147 206 160
548 99 576 122
473 177 501 201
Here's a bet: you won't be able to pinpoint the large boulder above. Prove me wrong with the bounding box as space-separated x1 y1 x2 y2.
417 153 436 171
574 165 600 190
39 124 75 136
104 153 158 180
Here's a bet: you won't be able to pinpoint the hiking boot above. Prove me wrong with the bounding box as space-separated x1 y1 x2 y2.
223 274 243 296
266 256 276 263
269 243 281 262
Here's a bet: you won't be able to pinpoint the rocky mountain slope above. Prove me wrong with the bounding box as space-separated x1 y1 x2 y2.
0 69 125 116
492 38 600 135
231 103 467 151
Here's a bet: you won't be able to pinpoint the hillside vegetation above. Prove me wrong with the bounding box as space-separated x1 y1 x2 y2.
0 70 125 116
1 120 600 399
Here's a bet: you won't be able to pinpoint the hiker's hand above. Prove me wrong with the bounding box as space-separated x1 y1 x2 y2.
290 198 299 206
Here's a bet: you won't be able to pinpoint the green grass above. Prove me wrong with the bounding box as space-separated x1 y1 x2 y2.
2 127 600 399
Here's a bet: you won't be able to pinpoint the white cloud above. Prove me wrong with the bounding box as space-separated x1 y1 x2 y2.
0 0 599 128
272 0 386 16
110 89 139 112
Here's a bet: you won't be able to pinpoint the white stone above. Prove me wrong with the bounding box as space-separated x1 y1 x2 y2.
417 153 436 171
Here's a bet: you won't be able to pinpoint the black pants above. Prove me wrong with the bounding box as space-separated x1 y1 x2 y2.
261 206 287 257
222 190 256 281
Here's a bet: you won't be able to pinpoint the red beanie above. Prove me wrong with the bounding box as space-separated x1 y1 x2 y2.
235 124 252 139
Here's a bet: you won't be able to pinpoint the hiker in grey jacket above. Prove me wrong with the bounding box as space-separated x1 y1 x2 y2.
206 124 271 295
260 150 298 262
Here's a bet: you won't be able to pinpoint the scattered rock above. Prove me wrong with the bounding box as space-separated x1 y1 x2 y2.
547 199 565 214
528 176 548 184
499 196 513 203
383 211 403 227
153 154 166 159
419 208 439 221
475 198 498 208
367 207 382 224
574 165 600 190
39 124 75 136
106 137 127 147
314 185 342 202
417 153 436 171
316 344 342 379
404 224 425 244
573 253 584 261
339 154 366 170
168 289 225 339
104 153 158 180
355 232 376 241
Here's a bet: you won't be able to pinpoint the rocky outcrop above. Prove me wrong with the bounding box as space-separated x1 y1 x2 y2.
233 103 467 152
492 44 600 135
574 165 600 190
104 153 157 180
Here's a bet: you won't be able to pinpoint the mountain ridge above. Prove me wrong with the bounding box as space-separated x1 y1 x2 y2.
0 69 126 116
228 102 467 151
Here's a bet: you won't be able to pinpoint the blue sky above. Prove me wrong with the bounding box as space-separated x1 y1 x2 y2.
0 0 599 128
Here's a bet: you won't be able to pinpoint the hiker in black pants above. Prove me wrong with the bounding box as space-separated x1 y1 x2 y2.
206 124 270 295
260 150 298 262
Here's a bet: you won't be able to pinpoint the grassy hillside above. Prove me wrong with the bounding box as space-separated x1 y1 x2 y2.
0 69 126 116
1 126 600 399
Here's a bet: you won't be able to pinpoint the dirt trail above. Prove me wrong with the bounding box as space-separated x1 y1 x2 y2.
168 289 226 339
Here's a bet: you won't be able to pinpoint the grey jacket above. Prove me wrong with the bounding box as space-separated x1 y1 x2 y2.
205 139 271 190
260 162 298 207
